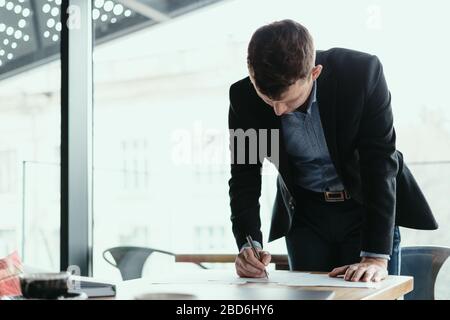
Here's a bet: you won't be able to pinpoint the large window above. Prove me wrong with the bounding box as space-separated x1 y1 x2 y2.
0 0 61 271
0 0 448 299
94 1 450 292
92 0 236 280
92 0 450 298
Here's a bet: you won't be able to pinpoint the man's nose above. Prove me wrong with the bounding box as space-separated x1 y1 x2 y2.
273 103 287 116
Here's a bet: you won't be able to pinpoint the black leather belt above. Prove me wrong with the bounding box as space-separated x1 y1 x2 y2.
294 185 352 203
324 190 351 202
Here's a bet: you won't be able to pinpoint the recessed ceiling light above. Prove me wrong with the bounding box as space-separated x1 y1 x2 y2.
44 30 50 38
47 18 55 28
7 53 13 60
6 26 14 36
42 3 51 13
22 8 30 17
124 10 131 17
18 19 26 28
104 1 114 12
113 4 123 16
93 8 100 20
51 7 59 17
14 4 22 14
14 30 22 39
23 34 29 41
52 34 59 42
94 0 104 9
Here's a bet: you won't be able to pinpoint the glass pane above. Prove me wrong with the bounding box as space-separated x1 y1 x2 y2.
92 0 229 281
0 0 61 271
138 0 220 15
401 163 450 299
92 0 153 42
91 0 450 299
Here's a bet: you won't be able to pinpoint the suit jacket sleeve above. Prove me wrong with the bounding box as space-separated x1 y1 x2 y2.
228 85 263 251
358 56 399 255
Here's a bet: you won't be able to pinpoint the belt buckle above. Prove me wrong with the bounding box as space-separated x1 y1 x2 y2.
324 191 345 202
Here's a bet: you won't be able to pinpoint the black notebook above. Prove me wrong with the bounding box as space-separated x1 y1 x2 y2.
69 280 116 298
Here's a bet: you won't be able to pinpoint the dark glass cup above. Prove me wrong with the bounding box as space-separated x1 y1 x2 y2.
19 272 70 299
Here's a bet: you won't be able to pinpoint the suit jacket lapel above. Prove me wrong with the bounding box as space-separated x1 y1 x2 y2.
276 116 295 191
258 99 295 193
317 68 342 176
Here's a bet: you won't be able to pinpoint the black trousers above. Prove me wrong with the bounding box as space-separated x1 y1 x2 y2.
285 185 401 274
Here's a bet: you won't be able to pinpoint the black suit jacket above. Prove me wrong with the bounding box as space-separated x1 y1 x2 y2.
228 48 438 255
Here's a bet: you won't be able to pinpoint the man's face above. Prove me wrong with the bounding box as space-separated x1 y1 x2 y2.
249 65 323 116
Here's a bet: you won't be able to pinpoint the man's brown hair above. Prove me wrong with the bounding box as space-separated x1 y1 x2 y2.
247 19 315 100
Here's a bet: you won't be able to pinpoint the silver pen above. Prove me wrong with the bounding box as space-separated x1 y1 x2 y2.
246 235 269 279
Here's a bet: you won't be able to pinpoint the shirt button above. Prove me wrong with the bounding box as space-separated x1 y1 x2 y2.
289 199 295 210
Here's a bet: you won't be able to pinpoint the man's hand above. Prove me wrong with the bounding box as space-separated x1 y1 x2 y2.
328 257 388 282
235 247 271 278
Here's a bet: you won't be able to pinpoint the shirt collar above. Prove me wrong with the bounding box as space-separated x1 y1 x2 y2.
306 80 317 115
294 80 317 115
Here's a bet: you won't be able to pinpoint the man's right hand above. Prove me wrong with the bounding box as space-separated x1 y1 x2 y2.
235 247 271 278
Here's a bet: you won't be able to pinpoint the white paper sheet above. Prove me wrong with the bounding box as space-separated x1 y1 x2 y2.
152 270 380 288
239 271 379 288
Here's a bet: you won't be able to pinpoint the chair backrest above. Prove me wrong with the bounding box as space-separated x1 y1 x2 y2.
103 246 175 281
401 246 450 300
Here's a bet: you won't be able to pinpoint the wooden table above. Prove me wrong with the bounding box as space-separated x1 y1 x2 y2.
176 254 290 270
173 253 413 299
111 269 413 300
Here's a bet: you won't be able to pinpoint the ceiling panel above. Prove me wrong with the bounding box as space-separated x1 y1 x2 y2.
0 0 223 81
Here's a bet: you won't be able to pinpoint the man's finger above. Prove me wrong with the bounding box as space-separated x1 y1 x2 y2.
236 253 263 278
373 269 388 282
241 261 265 276
235 260 245 277
351 267 367 282
344 265 358 281
329 265 349 277
236 257 257 278
236 264 245 277
236 260 253 278
362 268 376 282
237 259 265 277
242 248 249 260
260 251 271 266
242 248 266 270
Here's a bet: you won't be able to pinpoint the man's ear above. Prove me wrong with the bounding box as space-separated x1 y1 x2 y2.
311 64 323 81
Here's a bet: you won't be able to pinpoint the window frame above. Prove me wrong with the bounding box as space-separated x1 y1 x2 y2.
60 0 93 276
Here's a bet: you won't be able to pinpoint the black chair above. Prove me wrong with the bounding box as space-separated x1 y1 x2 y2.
401 246 450 300
103 246 207 281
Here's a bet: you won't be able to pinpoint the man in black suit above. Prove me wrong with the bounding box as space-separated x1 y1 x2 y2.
229 20 437 282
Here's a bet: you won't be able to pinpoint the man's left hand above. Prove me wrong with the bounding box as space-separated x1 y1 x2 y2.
328 257 388 282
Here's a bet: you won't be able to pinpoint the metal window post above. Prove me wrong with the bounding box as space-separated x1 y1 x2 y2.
60 0 93 276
